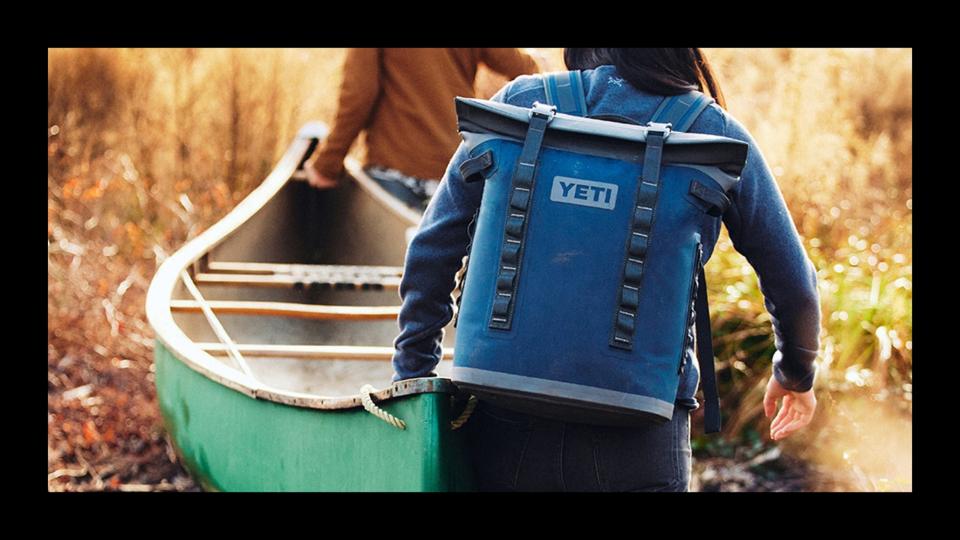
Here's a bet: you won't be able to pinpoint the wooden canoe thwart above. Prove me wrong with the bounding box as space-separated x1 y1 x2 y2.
197 343 456 360
146 122 474 491
168 299 401 320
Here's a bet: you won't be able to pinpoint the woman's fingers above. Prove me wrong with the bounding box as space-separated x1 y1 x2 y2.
764 375 786 419
770 408 795 435
763 388 777 418
765 374 818 441
772 411 811 440
769 401 794 434
774 411 804 440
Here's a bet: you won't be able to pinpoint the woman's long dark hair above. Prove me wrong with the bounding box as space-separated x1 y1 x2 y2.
564 48 726 109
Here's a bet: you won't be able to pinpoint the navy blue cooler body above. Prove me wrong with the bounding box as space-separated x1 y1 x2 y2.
451 72 748 433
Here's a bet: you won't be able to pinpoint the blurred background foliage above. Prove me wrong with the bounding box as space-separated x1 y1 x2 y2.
48 48 911 491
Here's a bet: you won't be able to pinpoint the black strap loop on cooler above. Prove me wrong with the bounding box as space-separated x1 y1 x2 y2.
610 126 667 349
689 179 731 217
460 150 494 183
489 103 556 330
696 266 722 434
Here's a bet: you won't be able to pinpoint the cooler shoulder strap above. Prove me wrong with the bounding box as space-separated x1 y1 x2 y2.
542 71 588 117
650 91 714 132
653 89 722 434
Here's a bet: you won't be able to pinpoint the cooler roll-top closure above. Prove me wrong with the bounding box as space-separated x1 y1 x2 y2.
456 97 748 181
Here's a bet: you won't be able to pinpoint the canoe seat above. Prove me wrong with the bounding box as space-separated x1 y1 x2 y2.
196 262 403 290
195 272 402 290
207 261 403 276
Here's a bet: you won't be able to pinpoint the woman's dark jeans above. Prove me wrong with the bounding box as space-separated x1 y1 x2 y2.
462 399 694 492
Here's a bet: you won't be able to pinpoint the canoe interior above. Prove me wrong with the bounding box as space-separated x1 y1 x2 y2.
171 170 459 397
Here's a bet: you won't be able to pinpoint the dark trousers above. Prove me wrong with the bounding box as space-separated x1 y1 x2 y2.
462 399 693 492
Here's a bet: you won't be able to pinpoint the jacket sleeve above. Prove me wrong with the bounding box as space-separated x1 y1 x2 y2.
479 48 541 79
390 86 513 382
390 143 485 381
306 48 381 179
720 113 822 392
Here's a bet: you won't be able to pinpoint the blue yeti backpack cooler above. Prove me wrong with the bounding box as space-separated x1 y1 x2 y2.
450 71 748 434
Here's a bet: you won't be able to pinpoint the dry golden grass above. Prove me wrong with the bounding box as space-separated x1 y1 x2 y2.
48 48 911 491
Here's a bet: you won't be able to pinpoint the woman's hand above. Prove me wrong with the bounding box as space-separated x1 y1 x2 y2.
763 375 817 441
305 165 340 190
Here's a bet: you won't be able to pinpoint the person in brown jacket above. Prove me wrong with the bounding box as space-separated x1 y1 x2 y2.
305 48 542 211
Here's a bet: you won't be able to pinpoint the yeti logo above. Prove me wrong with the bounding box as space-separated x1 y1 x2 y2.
550 176 618 210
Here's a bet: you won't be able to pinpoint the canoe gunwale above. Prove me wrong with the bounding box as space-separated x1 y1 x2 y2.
146 123 461 411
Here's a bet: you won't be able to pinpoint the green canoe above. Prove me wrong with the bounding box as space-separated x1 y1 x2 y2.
146 123 477 491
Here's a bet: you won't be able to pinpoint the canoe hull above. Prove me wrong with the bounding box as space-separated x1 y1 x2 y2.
155 341 477 492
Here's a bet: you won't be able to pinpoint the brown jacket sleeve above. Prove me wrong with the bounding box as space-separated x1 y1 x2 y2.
307 48 382 179
479 48 541 79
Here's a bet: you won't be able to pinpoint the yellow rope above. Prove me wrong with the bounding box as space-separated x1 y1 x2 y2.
359 385 478 431
450 394 478 430
359 384 406 430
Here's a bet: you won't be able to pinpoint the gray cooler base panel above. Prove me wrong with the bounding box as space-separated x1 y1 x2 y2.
451 366 674 427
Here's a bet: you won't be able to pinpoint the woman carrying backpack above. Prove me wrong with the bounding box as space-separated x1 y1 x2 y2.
390 48 821 491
